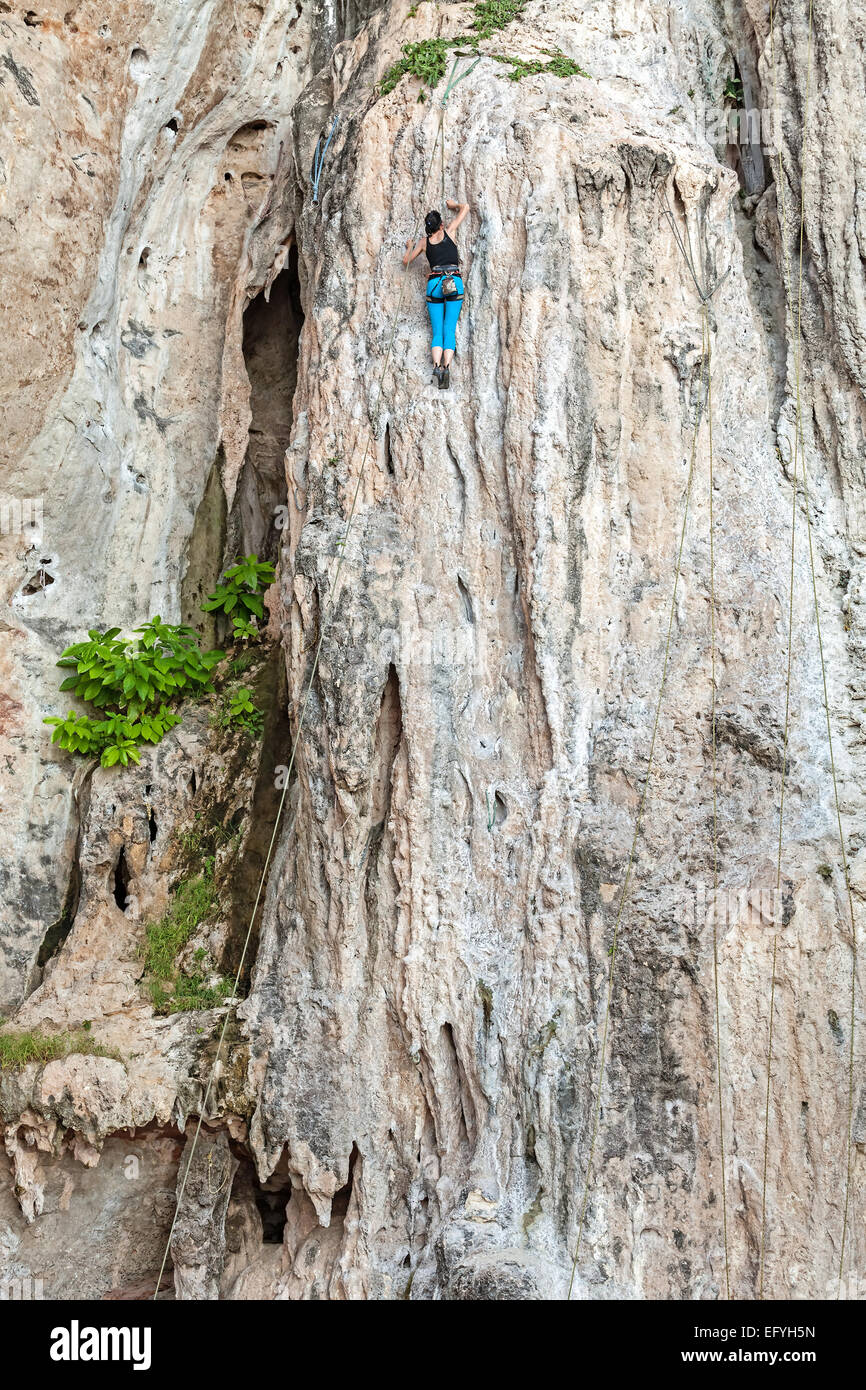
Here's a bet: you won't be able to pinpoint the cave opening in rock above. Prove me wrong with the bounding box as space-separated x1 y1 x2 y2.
36 857 81 972
384 421 394 476
330 1144 360 1226
255 1183 290 1244
112 848 132 912
229 247 303 563
248 1153 293 1245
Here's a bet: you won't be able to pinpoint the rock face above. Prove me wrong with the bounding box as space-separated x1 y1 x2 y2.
1 0 864 1300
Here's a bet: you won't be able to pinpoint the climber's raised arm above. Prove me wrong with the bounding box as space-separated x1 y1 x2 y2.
403 236 427 268
445 198 469 237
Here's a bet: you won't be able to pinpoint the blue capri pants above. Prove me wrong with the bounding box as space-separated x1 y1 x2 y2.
426 274 464 352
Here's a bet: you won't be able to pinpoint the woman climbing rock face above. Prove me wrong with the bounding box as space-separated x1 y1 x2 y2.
403 197 469 389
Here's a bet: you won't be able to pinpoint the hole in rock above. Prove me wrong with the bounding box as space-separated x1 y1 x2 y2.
383 422 394 476
113 848 132 913
440 1025 475 1147
24 10 41 25
21 567 54 595
331 1144 360 1225
492 791 507 825
129 47 149 81
36 858 81 971
226 248 303 561
189 770 198 797
370 665 402 828
457 576 474 623
148 807 158 843
229 120 273 146
163 117 179 135
255 1180 291 1244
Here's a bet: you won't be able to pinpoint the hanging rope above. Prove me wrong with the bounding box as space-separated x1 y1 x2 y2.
567 184 734 1298
439 52 480 211
152 60 475 1298
761 0 858 1301
758 0 804 1297
704 296 731 1301
567 221 726 1293
311 115 339 205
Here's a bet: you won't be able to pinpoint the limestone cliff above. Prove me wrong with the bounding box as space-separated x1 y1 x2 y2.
0 0 863 1300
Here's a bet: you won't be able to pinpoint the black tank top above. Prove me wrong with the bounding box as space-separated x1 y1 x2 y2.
426 230 459 271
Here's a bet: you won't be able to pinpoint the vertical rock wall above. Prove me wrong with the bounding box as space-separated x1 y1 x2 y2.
0 0 863 1299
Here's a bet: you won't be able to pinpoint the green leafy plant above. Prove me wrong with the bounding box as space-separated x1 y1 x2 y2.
231 615 260 644
55 619 221 714
218 685 264 738
380 37 452 96
723 76 744 104
381 2 589 96
201 554 275 629
142 860 232 1014
470 0 527 41
0 1027 120 1071
494 50 590 81
45 619 220 766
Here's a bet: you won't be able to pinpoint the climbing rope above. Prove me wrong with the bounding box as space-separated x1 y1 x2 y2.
153 57 475 1297
760 0 858 1300
311 115 339 205
758 0 806 1300
567 227 726 1294
671 195 732 1299
438 52 480 209
704 297 731 1302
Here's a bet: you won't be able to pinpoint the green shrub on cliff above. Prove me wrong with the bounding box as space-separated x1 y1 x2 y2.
44 553 274 767
142 860 232 1014
380 0 588 96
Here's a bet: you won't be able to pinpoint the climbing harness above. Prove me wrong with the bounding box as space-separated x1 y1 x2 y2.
760 0 858 1302
426 266 463 303
310 115 339 205
153 54 478 1298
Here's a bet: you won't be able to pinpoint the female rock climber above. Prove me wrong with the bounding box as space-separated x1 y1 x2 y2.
403 198 469 389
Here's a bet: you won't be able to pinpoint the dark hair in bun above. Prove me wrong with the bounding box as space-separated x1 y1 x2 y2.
425 210 443 235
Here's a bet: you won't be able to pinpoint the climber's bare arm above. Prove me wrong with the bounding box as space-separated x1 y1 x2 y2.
445 198 469 236
403 237 427 268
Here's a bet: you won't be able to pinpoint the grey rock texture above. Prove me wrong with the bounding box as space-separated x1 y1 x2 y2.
170 1128 237 1300
1 0 864 1300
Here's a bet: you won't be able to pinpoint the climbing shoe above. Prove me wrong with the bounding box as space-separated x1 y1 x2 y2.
439 365 450 390
432 365 443 386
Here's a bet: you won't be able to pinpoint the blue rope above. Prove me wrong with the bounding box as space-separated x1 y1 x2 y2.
441 53 480 106
311 115 339 205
